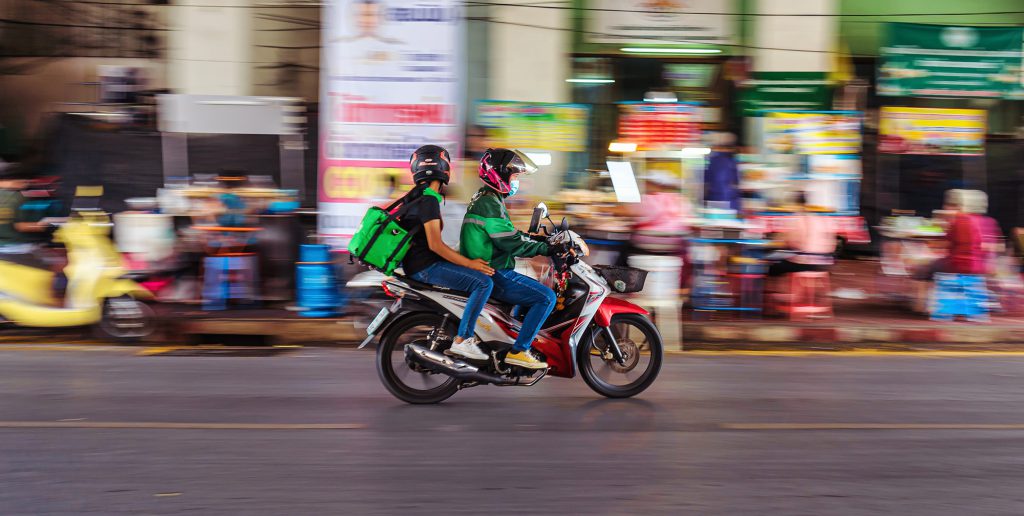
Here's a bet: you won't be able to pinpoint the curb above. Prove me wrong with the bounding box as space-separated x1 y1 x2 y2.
681 323 1024 351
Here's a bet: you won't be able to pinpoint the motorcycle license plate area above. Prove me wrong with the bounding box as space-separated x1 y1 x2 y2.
366 299 401 335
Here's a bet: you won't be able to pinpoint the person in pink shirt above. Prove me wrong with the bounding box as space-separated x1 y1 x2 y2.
767 193 837 276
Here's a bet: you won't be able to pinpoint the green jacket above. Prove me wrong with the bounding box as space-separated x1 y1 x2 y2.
460 187 549 270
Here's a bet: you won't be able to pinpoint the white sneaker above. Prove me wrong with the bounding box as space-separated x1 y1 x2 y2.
448 337 488 361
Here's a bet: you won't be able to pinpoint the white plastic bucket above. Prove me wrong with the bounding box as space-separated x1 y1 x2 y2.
113 213 176 262
628 254 683 302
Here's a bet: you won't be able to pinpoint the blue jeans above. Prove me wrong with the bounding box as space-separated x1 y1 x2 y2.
491 269 557 352
411 261 493 340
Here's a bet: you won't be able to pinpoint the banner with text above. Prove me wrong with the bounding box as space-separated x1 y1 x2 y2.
879 107 986 156
584 0 735 47
878 23 1024 99
318 0 463 247
763 111 862 155
618 102 701 151
476 101 590 153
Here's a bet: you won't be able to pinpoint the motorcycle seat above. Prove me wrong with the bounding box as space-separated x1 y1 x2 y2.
392 273 517 313
393 273 471 297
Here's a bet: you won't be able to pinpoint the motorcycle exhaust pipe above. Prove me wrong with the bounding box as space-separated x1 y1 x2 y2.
404 344 513 386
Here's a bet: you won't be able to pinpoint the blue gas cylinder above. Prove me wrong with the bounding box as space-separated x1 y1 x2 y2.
296 244 339 317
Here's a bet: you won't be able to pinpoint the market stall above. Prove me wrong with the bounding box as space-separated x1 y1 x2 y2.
739 110 870 245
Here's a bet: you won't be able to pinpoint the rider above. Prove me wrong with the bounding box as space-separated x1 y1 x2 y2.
397 145 496 361
460 148 562 370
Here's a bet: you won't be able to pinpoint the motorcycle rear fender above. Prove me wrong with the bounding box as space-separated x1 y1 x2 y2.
365 297 447 348
593 297 648 327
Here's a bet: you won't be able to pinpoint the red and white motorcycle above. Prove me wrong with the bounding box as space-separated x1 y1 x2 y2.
362 203 664 404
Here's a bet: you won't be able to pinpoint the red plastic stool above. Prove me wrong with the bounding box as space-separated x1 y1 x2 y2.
778 271 832 320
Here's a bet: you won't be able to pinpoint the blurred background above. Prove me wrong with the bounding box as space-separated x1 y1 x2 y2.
6 3 1024 514
0 0 1023 339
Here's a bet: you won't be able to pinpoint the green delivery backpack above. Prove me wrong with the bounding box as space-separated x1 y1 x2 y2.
347 186 442 275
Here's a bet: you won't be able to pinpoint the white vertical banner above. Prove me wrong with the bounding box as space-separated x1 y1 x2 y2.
318 0 464 248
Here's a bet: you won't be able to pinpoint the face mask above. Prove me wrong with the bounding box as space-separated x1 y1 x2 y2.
507 180 520 197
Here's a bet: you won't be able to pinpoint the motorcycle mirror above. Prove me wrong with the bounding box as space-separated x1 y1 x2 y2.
535 202 548 219
529 205 546 234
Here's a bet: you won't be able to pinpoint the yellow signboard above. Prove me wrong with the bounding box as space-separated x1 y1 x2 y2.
764 112 862 155
879 107 986 156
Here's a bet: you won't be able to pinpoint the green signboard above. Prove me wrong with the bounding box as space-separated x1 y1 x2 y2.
738 72 831 116
878 23 1024 99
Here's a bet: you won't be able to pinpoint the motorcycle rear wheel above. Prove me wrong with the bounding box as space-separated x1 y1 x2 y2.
578 314 663 398
376 312 460 404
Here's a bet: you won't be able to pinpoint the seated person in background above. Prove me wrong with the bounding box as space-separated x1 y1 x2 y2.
0 168 48 258
961 189 1002 274
767 192 837 277
915 189 989 281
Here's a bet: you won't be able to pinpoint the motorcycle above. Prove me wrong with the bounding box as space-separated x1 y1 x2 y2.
362 203 664 404
0 191 155 341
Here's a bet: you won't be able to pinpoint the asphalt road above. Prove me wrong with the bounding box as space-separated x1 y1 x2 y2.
3 347 1024 515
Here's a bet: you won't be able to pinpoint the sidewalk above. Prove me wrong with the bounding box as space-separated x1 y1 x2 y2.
142 259 1024 351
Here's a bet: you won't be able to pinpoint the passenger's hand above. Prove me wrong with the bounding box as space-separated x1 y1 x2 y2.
468 258 495 276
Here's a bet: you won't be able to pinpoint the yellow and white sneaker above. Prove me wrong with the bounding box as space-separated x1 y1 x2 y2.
504 350 548 370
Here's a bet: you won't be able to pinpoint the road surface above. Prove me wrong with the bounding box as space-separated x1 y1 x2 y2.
3 346 1024 515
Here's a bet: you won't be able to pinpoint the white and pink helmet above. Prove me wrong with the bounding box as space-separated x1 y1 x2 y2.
478 148 538 195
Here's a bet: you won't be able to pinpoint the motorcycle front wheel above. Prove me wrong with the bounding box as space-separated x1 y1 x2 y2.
376 312 460 404
578 314 663 398
95 295 156 342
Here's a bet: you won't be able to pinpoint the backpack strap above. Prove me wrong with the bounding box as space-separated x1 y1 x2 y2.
355 185 430 263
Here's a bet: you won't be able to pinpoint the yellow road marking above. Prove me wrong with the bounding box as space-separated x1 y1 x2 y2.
0 421 366 430
721 423 1024 431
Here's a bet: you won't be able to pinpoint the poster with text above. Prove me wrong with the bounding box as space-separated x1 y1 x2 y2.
585 0 734 47
618 102 701 151
476 101 590 153
318 0 463 248
879 107 986 156
763 112 862 155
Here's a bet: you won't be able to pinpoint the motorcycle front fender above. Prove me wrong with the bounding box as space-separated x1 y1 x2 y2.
593 297 649 327
102 279 154 301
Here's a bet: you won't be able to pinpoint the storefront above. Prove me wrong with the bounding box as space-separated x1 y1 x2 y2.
567 0 741 175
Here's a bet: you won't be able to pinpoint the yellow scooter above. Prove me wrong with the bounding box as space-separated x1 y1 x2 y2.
0 201 155 341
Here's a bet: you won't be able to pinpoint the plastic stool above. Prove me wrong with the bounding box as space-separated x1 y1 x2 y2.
202 254 259 310
778 271 832 320
931 273 989 322
728 273 764 319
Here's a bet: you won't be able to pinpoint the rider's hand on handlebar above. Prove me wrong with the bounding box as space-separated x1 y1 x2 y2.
467 258 495 276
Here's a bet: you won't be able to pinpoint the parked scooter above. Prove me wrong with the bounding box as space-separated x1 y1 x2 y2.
0 191 155 340
364 203 664 404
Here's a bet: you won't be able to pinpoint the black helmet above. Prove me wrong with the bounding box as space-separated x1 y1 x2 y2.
409 145 452 185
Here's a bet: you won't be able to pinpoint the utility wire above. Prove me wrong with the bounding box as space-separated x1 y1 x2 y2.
47 0 1024 17
0 17 174 31
465 2 1024 18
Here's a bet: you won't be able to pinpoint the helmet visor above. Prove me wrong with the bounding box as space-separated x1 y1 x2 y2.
507 149 539 176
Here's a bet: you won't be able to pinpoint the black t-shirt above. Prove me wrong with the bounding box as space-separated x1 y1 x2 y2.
397 188 444 276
